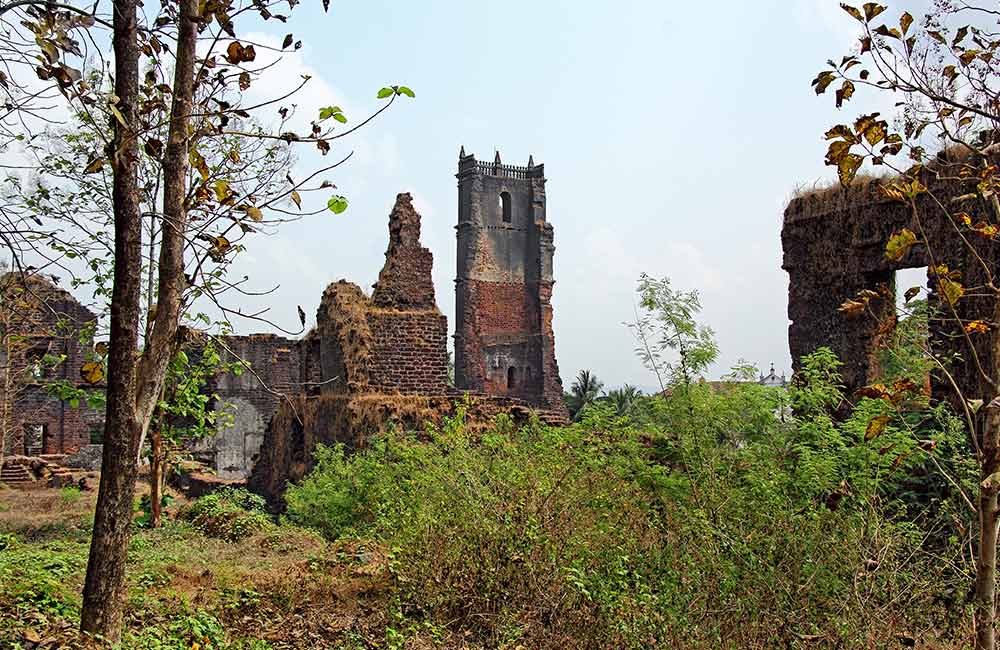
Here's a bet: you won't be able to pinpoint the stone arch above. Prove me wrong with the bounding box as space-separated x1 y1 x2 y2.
499 191 512 223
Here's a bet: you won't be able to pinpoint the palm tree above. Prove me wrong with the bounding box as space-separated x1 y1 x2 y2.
606 384 642 417
566 369 604 420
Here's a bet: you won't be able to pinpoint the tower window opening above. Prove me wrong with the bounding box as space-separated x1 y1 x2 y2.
500 191 512 223
507 366 518 390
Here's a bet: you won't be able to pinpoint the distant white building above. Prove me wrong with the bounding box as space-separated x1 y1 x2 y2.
758 363 787 388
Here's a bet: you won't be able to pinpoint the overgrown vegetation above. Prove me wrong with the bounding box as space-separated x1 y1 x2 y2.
280 350 972 648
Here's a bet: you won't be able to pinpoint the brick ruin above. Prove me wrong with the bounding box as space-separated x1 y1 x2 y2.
0 273 103 458
3 171 570 497
249 192 565 502
782 170 998 404
454 150 565 411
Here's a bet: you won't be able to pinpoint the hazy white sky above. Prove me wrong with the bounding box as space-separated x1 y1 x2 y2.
22 0 938 391
219 0 931 391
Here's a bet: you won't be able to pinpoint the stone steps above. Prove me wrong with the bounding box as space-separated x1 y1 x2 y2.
0 462 35 487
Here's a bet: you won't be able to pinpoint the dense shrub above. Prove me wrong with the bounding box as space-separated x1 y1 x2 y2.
286 353 971 648
178 488 273 542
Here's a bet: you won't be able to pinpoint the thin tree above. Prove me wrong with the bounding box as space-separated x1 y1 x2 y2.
625 273 719 401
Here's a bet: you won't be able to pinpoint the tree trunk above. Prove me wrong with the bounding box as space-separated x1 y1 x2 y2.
79 0 143 641
133 0 198 453
150 429 162 528
977 398 1000 650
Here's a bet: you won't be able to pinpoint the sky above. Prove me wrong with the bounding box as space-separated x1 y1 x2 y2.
12 0 934 391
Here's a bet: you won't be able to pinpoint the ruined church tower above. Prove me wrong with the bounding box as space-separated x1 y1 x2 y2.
454 149 566 413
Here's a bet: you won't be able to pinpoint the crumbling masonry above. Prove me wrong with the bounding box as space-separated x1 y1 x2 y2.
782 170 998 404
249 192 567 502
4 164 569 499
0 274 102 458
454 150 565 411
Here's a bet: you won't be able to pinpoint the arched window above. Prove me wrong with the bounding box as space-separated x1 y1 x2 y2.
507 366 518 390
499 191 512 223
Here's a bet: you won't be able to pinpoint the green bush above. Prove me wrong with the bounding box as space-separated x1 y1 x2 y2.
178 488 272 542
285 354 969 648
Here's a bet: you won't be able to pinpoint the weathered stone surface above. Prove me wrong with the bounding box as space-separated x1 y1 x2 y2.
11 172 572 492
372 193 437 311
249 392 538 506
248 189 570 505
0 273 103 457
454 152 567 414
782 165 998 404
64 444 103 471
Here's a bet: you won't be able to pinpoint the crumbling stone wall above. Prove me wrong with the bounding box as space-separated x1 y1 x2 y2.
311 193 450 397
782 171 997 404
454 150 566 413
195 333 308 479
249 392 537 504
249 191 569 504
1 274 102 456
9 176 572 492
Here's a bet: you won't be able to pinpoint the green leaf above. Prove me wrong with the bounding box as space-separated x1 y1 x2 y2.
332 113 347 124
396 86 415 98
318 105 343 120
377 87 394 99
327 195 349 214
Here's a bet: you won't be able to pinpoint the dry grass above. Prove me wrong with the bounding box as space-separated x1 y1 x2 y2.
791 171 889 202
0 482 98 541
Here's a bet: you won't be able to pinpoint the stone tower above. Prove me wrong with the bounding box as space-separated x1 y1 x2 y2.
454 149 565 413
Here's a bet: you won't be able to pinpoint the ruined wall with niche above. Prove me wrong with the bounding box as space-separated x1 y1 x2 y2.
1 273 103 457
8 183 570 492
454 150 566 413
250 192 568 504
195 333 312 479
782 167 998 404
